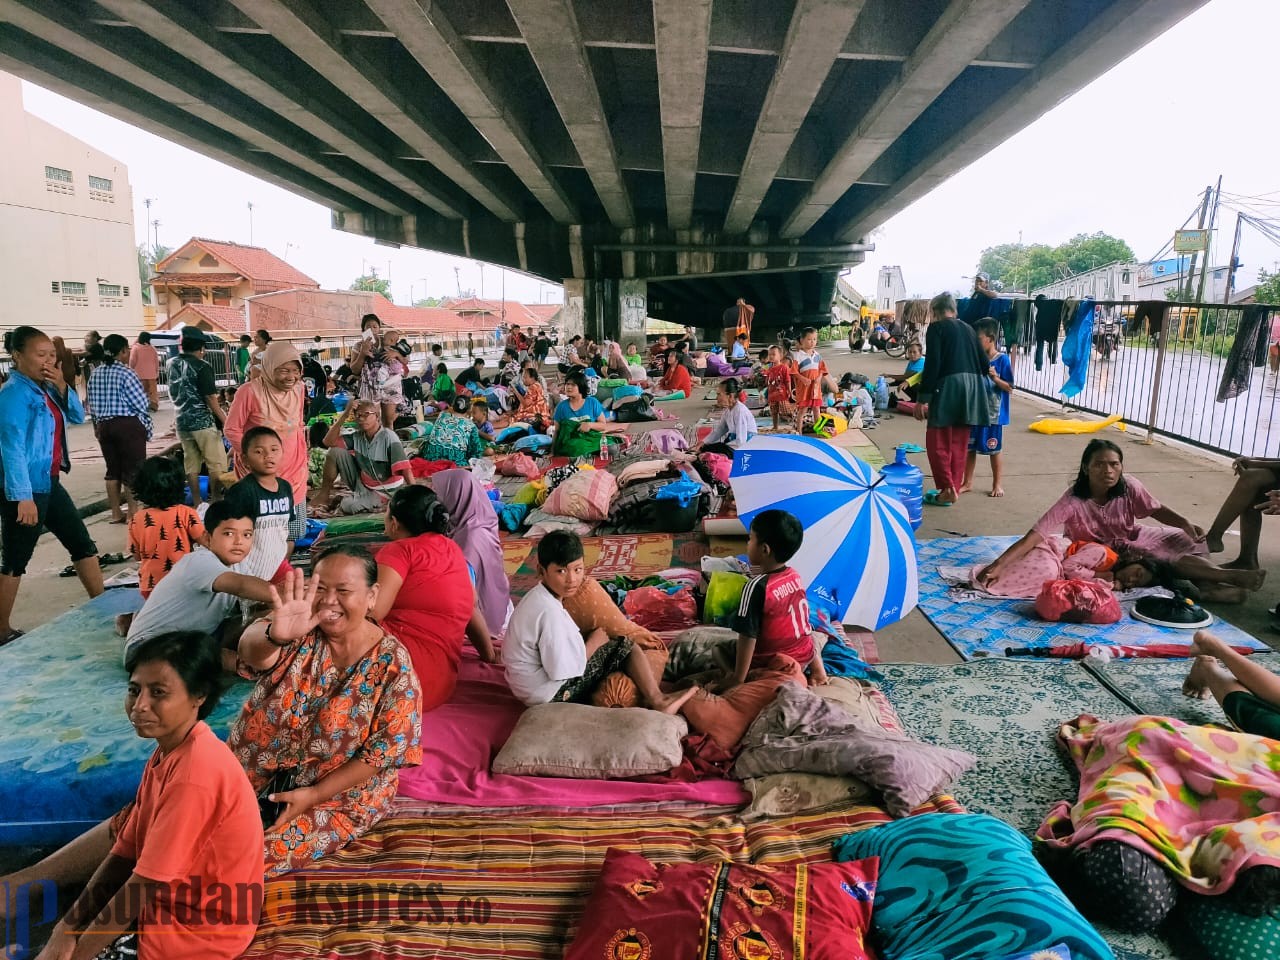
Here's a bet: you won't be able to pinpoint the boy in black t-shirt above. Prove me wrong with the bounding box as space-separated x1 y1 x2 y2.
221 426 295 584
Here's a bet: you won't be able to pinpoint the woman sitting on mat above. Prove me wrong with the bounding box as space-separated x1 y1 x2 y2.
230 545 422 876
419 395 486 467
432 469 513 636
373 485 498 711
978 440 1256 596
25 631 263 960
550 372 626 457
652 349 692 399
973 539 1262 604
694 377 756 458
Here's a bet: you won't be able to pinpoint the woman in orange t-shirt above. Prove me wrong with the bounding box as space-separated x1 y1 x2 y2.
37 631 263 960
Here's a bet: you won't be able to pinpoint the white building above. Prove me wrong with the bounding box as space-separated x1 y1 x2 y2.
876 265 906 312
0 73 142 340
1032 261 1139 302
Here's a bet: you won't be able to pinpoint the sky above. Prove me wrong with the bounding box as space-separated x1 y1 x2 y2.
16 0 1280 308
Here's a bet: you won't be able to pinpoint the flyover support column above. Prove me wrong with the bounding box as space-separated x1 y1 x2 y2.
561 278 585 343
618 279 648 348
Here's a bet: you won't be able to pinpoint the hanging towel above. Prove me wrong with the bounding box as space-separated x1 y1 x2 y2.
1132 301 1168 339
1059 299 1095 399
1216 305 1273 402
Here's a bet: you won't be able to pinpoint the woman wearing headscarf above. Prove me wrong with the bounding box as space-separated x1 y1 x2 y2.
432 469 512 635
224 341 309 521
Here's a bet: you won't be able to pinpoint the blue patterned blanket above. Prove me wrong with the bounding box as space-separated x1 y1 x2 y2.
0 589 251 846
916 536 1268 660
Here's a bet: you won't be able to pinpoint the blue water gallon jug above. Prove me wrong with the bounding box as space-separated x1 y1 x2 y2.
332 390 349 412
873 376 890 410
880 446 923 530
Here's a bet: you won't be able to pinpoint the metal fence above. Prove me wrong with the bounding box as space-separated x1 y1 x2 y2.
1012 299 1280 459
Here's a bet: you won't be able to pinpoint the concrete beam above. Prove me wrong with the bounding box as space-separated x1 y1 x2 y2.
505 0 633 228
830 0 1210 242
223 0 519 221
780 0 1030 239
721 0 865 236
360 0 578 224
653 0 712 230
94 0 449 218
0 0 418 215
0 32 365 214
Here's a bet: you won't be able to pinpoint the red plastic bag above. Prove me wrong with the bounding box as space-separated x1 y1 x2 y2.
497 453 540 480
624 586 698 633
1034 578 1121 624
699 452 732 486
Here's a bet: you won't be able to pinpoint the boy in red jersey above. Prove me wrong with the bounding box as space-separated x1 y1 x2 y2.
728 509 827 687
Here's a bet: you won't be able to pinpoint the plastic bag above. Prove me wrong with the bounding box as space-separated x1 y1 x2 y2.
1034 578 1121 624
625 586 697 632
655 478 703 508
497 453 540 480
511 479 547 506
704 570 749 622
469 457 496 485
699 453 732 487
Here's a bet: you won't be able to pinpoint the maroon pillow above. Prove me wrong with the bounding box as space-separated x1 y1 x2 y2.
564 848 879 960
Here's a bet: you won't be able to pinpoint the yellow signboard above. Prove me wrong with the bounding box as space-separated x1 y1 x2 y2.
1174 229 1209 252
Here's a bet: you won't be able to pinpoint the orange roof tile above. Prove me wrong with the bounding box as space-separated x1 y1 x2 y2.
156 238 319 288
160 303 248 336
150 272 243 285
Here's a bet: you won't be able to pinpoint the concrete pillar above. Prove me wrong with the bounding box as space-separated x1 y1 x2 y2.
561 277 585 342
619 279 647 346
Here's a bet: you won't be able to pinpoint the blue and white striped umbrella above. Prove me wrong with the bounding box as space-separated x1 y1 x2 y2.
729 435 918 630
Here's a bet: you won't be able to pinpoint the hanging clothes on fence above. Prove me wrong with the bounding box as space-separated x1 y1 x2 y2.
1131 301 1169 339
1059 299 1094 399
1003 299 1033 353
1216 305 1274 402
1033 296 1064 370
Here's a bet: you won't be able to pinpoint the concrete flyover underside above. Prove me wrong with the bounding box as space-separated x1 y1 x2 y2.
0 0 1207 334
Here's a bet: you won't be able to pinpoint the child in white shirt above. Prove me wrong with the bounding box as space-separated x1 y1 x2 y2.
504 531 698 711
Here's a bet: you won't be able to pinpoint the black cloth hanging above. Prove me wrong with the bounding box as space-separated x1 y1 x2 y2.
1131 301 1168 339
1216 305 1273 402
1033 296 1063 370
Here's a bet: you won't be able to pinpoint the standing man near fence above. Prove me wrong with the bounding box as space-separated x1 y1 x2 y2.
167 329 228 508
722 298 754 351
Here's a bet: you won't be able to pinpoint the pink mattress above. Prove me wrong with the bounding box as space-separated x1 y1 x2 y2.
397 651 748 808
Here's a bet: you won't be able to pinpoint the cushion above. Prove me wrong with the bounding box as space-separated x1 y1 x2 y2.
641 428 687 455
1183 893 1280 960
591 647 670 709
680 655 805 752
560 577 664 649
544 469 618 521
524 508 595 539
734 684 975 817
832 813 1114 960
744 772 871 816
564 847 880 960
492 703 687 779
816 676 893 732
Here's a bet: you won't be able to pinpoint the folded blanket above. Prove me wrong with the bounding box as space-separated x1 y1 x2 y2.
1036 713 1280 892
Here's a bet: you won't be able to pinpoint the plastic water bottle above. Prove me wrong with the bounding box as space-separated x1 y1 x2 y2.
873 376 890 410
880 446 923 530
599 434 610 463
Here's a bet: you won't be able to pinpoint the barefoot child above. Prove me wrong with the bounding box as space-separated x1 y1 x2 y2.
790 327 827 434
120 455 207 636
764 345 792 432
1183 630 1280 738
504 530 697 713
961 318 1013 498
728 509 827 688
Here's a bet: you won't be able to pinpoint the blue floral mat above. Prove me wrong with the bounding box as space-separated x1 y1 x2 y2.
0 588 252 846
916 536 1268 660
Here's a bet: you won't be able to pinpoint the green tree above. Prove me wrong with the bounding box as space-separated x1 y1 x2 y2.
350 273 391 296
1255 269 1280 305
136 243 172 304
977 232 1134 294
413 296 443 308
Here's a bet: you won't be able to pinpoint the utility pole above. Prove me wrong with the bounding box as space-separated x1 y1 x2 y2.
247 201 254 245
1182 182 1213 301
1222 212 1244 305
1194 175 1222 303
152 219 161 251
143 198 154 253
453 266 462 298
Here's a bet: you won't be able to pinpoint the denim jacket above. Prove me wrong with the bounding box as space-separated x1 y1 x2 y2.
0 370 84 502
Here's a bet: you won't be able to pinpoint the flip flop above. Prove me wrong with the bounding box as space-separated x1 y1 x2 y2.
0 628 24 647
923 490 952 507
897 443 925 453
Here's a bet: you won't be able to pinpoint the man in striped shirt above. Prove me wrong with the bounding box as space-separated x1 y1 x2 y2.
85 333 152 522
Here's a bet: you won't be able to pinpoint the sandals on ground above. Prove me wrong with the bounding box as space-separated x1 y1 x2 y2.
923 489 952 507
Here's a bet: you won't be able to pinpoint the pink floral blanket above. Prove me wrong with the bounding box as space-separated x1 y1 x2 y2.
1036 713 1280 893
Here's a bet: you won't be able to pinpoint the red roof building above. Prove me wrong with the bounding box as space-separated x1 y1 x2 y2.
150 237 319 327
157 302 249 337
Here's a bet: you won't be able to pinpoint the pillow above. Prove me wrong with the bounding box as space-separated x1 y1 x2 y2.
642 428 687 455
560 577 664 649
492 703 686 779
817 676 893 732
544 469 618 521
744 772 871 817
1182 894 1280 960
832 813 1114 960
734 683 974 817
525 509 595 540
564 847 880 960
